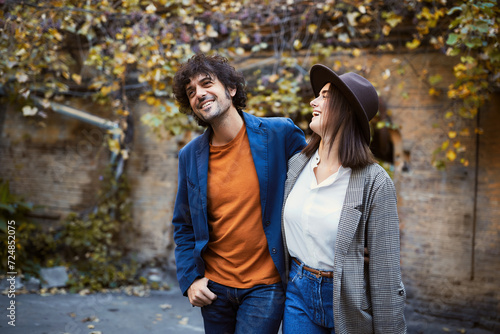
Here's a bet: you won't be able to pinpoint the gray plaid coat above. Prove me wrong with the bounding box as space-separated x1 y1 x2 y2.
281 153 407 333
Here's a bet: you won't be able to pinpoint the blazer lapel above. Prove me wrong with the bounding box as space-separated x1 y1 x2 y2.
333 166 367 269
283 152 309 202
195 129 211 224
244 113 269 216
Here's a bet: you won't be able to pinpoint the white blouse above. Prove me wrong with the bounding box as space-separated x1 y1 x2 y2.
284 150 351 271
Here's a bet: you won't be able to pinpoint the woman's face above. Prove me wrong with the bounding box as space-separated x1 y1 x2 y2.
309 82 330 136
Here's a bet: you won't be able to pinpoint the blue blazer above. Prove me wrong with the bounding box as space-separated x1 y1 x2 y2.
172 112 306 295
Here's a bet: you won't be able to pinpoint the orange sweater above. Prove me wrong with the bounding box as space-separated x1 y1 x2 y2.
203 125 280 288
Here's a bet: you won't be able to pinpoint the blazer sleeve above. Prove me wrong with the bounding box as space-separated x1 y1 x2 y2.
172 148 201 296
284 118 307 158
367 173 407 333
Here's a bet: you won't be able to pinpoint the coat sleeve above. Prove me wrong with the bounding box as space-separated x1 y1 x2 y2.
284 118 306 158
367 172 407 333
172 148 201 296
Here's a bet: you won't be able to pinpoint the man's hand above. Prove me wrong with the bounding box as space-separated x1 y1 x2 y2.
187 277 217 307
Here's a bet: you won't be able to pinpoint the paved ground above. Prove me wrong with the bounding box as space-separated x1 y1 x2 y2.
0 280 496 334
0 287 204 334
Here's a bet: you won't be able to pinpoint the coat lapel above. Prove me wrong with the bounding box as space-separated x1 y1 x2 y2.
244 113 269 216
333 167 366 269
283 152 309 202
195 129 211 224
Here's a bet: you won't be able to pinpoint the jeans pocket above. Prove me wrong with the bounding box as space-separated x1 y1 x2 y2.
290 270 301 284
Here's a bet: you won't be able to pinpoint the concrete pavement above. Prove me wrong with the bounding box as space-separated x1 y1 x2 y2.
0 280 496 334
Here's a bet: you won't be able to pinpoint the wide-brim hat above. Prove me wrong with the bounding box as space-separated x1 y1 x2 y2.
310 64 379 145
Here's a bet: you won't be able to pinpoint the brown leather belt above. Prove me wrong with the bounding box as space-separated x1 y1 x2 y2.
292 258 334 278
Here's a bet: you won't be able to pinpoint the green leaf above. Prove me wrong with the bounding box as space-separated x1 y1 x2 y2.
447 6 463 15
0 217 7 233
429 74 443 86
0 203 15 214
446 33 459 46
465 38 482 49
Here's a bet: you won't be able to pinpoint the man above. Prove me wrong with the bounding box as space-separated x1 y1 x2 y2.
171 53 306 333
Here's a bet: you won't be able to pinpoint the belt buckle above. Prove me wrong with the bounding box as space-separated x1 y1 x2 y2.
315 271 322 278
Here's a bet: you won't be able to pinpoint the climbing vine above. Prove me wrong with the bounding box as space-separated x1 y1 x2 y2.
0 166 139 292
1 0 498 167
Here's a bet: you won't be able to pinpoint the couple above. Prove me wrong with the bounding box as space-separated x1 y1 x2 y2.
171 54 406 334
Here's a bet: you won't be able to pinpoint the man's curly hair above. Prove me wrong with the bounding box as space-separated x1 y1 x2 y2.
173 53 247 127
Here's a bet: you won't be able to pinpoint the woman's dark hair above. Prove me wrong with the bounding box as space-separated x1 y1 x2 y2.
173 53 247 127
302 84 376 170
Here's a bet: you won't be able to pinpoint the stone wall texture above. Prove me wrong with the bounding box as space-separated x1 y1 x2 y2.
0 51 498 329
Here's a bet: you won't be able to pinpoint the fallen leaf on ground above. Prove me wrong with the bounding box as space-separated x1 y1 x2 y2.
159 303 172 309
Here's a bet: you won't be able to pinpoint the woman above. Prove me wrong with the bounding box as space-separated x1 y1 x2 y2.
282 64 406 333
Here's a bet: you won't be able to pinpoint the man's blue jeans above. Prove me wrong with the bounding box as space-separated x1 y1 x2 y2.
200 280 285 334
283 259 335 333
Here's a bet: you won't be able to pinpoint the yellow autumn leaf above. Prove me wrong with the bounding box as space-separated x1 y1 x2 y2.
406 39 421 50
49 28 63 41
116 109 129 116
445 111 454 119
446 150 456 161
448 131 457 139
126 54 137 64
308 24 318 34
352 49 361 57
146 96 157 105
101 86 112 96
429 87 440 96
16 72 28 83
333 61 342 72
447 89 457 99
459 128 470 136
113 65 126 76
22 105 38 116
71 74 82 85
269 74 279 83
240 33 250 44
107 138 121 154
441 140 449 150
293 39 302 50
382 69 391 80
453 141 461 149
382 25 391 36
199 41 211 53
206 25 218 38
145 4 157 14
453 63 467 72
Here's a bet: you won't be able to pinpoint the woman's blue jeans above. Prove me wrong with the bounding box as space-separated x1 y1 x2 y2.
283 259 335 334
200 280 285 334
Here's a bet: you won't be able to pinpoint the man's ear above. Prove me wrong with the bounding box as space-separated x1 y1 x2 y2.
229 87 237 97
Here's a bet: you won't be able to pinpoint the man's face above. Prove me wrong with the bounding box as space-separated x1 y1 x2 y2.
185 73 236 125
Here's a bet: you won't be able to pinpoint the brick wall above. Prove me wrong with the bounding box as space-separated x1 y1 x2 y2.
124 103 190 264
0 51 498 328
0 103 110 225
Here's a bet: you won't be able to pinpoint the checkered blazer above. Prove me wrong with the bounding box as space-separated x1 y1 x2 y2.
282 153 407 333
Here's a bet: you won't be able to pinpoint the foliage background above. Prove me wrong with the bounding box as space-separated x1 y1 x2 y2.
1 0 499 165
0 0 499 290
